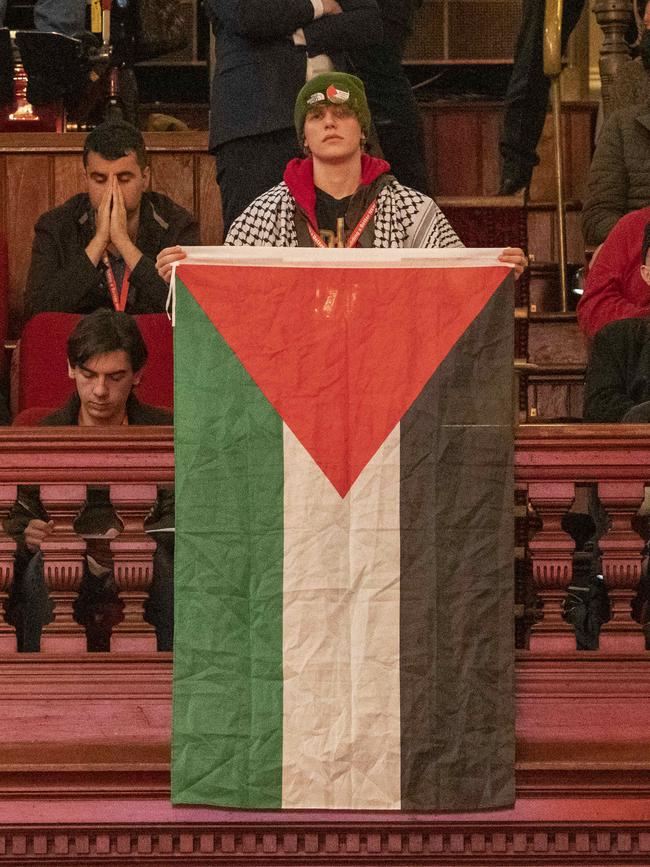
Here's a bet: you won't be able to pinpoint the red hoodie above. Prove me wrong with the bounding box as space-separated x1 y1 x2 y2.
283 154 391 229
578 205 650 337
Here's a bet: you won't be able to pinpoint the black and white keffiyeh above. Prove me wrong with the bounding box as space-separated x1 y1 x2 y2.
225 179 462 250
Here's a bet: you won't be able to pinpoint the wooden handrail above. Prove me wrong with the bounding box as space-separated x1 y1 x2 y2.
0 427 174 483
516 423 650 481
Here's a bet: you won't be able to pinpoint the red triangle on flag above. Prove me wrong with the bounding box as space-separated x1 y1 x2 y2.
178 263 508 497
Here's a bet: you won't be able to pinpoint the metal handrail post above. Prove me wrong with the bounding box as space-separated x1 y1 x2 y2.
543 0 569 312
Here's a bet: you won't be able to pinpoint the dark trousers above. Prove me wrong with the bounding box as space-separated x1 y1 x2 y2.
216 130 302 235
9 543 174 652
499 0 586 176
353 20 429 195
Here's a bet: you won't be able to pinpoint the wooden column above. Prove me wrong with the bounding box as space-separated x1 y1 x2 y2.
593 0 633 117
109 484 158 653
38 484 87 653
0 484 17 652
527 481 577 652
597 480 646 652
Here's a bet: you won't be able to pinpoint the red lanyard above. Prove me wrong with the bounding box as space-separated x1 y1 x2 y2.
307 200 377 249
102 253 131 312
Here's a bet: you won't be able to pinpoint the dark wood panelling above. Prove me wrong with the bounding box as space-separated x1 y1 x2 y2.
429 110 482 196
53 155 86 208
528 321 587 366
528 380 585 420
149 152 195 214
421 101 597 204
529 104 596 203
198 153 222 246
5 154 50 329
526 205 584 265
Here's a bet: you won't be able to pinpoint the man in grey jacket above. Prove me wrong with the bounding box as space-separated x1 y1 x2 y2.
582 103 650 246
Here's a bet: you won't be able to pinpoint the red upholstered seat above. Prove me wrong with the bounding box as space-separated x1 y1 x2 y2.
12 406 57 425
17 313 173 413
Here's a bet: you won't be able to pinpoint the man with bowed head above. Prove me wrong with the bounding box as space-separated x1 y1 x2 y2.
5 310 174 652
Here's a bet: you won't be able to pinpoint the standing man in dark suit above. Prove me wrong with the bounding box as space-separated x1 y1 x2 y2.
349 0 429 194
498 0 585 195
204 0 383 233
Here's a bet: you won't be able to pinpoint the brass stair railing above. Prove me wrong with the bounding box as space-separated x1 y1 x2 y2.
543 0 569 312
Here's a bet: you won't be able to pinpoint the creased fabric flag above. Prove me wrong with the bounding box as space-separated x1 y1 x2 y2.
171 247 514 812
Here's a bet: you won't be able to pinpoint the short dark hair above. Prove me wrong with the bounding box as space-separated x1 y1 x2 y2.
68 310 148 373
82 121 147 169
642 221 650 266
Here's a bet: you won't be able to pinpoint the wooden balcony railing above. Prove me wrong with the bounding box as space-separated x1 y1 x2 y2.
516 424 650 654
2 425 650 658
0 427 174 653
1 427 650 860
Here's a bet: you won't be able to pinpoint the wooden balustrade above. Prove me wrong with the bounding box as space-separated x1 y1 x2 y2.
527 481 577 652
1 424 650 658
0 483 17 652
39 483 87 653
516 424 650 653
0 427 173 654
109 483 158 653
0 426 649 859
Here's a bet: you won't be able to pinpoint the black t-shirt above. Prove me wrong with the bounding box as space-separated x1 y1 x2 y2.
315 188 352 244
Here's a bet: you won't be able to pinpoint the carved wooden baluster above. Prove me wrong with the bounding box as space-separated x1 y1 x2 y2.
0 484 18 652
109 484 158 652
597 481 646 652
527 482 576 652
593 0 633 118
39 484 87 653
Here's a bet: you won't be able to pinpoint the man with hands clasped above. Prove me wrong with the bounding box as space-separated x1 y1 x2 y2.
24 121 200 320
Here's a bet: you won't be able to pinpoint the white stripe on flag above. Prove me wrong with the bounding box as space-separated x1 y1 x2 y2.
282 423 401 809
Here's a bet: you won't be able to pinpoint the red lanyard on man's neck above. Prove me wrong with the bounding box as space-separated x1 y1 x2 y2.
102 252 131 312
307 200 377 248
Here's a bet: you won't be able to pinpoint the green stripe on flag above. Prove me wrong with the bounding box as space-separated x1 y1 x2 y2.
172 280 285 808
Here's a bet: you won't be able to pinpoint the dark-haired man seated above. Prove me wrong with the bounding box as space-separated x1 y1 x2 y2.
583 222 650 423
4 309 174 651
25 120 199 321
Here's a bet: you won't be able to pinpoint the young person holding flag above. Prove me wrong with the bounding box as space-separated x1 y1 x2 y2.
156 72 527 275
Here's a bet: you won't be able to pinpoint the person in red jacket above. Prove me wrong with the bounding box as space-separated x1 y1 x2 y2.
578 205 650 338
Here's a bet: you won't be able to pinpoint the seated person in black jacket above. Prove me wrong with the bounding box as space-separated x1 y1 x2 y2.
24 121 200 321
4 309 174 651
584 222 650 423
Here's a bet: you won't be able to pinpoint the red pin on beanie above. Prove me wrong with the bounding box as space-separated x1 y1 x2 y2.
325 84 350 104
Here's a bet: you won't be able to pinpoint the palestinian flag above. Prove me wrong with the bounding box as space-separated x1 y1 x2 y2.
171 247 514 812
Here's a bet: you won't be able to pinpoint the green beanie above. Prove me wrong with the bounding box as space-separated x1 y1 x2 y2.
294 72 371 143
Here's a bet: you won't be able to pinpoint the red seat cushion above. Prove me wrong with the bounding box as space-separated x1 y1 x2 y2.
12 406 57 425
17 312 173 412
